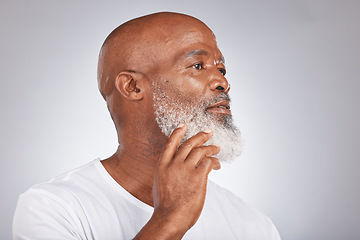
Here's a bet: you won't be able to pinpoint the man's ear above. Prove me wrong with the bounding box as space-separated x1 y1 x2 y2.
114 71 145 100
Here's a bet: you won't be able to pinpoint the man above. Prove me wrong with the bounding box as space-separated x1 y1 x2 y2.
13 12 280 239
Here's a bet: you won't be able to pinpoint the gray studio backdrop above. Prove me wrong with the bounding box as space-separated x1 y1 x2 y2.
1 0 359 239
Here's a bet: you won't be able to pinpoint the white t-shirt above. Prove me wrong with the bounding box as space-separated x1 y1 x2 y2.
13 159 280 240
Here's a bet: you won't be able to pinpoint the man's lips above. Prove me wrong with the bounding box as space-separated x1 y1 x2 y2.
206 100 231 116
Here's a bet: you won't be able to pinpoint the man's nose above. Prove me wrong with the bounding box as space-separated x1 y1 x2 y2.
208 69 230 93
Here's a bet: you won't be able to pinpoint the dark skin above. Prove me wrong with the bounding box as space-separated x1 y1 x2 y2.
98 12 230 239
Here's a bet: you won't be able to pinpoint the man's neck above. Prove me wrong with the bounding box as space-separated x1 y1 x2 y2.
101 139 165 207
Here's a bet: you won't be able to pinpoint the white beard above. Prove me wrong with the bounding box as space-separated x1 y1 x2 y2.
152 83 242 162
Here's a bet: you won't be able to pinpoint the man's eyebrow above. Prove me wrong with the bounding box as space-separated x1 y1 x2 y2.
184 49 225 64
185 49 208 58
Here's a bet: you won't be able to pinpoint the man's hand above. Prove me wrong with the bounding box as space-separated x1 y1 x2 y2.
134 124 221 240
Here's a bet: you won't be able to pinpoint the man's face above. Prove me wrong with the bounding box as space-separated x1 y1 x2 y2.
150 24 242 162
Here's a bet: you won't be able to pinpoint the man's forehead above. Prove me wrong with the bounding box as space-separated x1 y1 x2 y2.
169 28 224 64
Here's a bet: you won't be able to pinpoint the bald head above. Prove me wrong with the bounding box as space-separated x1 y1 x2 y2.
96 12 233 150
97 12 214 100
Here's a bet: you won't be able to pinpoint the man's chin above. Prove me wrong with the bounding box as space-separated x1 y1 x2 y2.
205 112 234 128
211 127 242 162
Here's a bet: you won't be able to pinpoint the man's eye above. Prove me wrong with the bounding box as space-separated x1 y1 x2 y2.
193 63 204 70
219 68 226 76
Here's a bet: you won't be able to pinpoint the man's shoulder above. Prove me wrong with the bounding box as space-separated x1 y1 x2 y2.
19 160 101 205
13 160 108 239
205 180 281 239
207 180 271 221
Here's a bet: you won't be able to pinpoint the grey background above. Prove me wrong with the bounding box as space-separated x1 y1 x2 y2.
1 0 359 239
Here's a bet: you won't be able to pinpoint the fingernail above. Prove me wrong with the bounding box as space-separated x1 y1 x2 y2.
203 129 212 133
214 144 220 148
176 123 185 129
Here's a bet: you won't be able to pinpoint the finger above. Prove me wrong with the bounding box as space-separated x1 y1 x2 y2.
185 145 220 168
173 129 213 163
158 124 187 167
196 156 221 175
